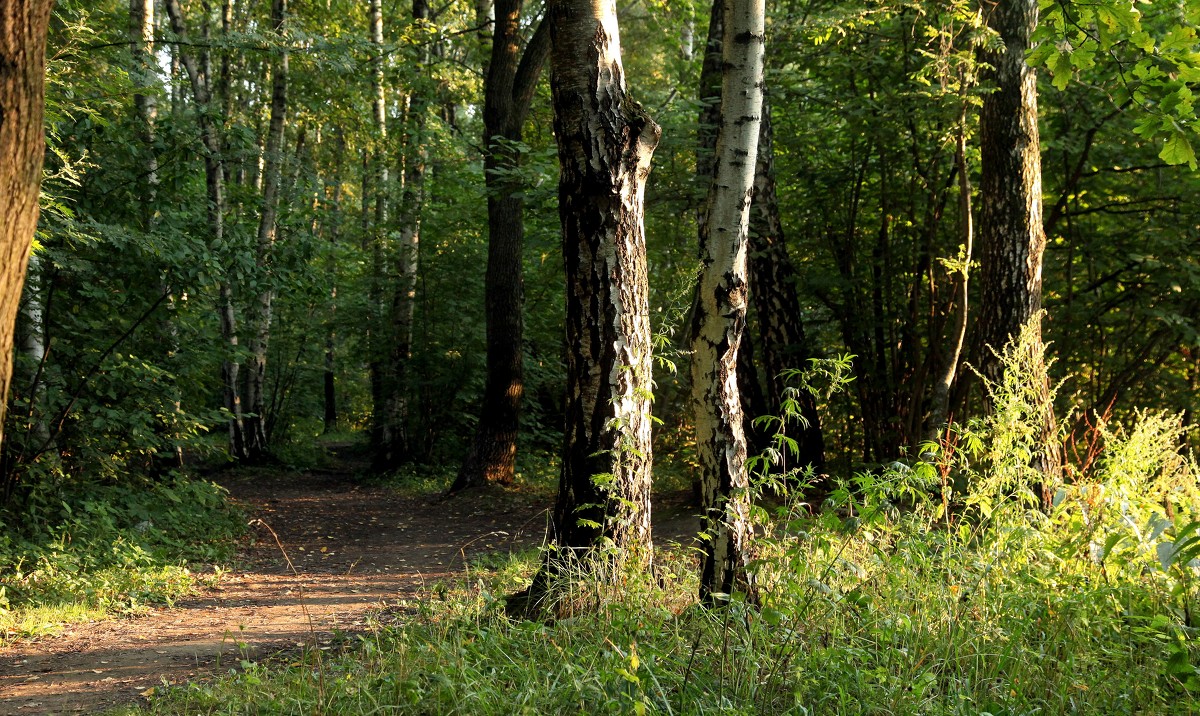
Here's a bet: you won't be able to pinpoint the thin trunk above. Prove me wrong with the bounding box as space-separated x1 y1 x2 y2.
690 0 765 603
323 141 345 434
244 0 289 460
165 0 247 459
376 0 432 470
928 104 973 435
368 0 391 461
453 6 550 490
131 0 183 471
975 0 1061 494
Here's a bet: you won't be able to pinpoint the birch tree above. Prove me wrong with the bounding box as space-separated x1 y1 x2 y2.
165 0 248 460
547 0 659 567
975 0 1062 491
689 0 765 602
244 0 289 460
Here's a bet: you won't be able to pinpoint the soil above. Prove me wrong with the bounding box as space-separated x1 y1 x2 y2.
0 453 555 715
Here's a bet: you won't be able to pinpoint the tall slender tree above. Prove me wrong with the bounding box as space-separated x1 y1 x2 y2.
244 0 289 460
366 0 390 464
690 0 765 602
165 0 248 460
376 0 432 470
453 3 550 490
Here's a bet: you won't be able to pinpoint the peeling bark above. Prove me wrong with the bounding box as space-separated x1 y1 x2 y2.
548 0 659 564
690 0 764 603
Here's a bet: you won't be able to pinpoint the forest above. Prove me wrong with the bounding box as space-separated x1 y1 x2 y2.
0 0 1199 712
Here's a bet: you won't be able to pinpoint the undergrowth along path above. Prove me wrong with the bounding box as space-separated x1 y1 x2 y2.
0 455 547 715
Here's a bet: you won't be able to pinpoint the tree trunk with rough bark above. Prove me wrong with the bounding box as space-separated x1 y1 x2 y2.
244 0 288 461
548 0 659 568
976 0 1061 491
690 0 765 603
0 0 53 456
453 4 549 491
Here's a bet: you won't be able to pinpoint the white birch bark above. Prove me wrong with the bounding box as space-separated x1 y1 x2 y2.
689 0 765 602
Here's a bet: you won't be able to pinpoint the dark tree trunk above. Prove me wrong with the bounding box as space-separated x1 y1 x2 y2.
0 0 51 454
548 0 659 563
928 103 973 436
453 6 549 491
366 0 390 462
975 0 1062 491
748 98 826 475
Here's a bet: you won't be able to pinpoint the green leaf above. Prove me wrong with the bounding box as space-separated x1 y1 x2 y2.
1160 131 1198 170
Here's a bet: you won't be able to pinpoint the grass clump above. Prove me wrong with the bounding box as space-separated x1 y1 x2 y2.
0 474 244 642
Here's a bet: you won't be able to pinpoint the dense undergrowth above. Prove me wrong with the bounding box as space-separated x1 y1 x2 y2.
120 332 1200 715
0 474 244 641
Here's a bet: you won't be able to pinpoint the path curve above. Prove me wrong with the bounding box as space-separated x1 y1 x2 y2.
0 462 547 715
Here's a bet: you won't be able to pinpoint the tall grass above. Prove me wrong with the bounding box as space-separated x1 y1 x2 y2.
126 327 1200 714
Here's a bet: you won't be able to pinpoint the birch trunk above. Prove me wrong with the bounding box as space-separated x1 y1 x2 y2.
165 0 247 460
976 0 1061 491
0 0 53 455
244 0 289 460
549 0 659 564
689 0 764 602
367 0 391 463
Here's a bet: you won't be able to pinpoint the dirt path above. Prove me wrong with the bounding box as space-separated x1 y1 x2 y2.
0 460 550 715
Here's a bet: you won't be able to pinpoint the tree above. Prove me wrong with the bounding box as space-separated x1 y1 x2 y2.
974 0 1061 488
747 98 826 475
244 0 290 460
165 0 248 460
452 2 549 491
547 0 660 569
0 0 55 455
689 0 765 602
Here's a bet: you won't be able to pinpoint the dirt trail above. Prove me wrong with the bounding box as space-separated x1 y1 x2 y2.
0 457 549 715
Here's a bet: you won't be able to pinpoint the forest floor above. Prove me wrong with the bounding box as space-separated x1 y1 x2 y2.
0 450 584 715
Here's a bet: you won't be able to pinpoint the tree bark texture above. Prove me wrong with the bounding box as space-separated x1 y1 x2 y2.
244 0 288 460
165 0 247 459
453 6 550 491
690 0 764 602
976 0 1061 485
747 97 825 475
549 0 659 563
0 0 53 455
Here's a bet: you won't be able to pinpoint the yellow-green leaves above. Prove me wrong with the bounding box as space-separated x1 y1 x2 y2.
1030 0 1199 168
